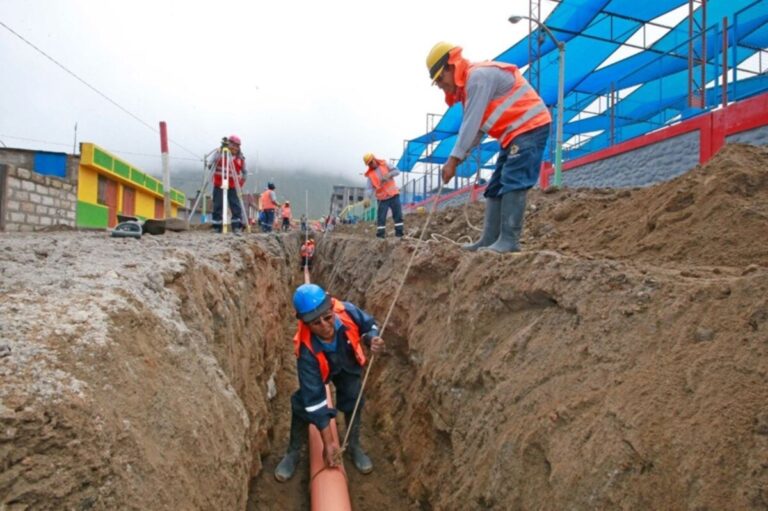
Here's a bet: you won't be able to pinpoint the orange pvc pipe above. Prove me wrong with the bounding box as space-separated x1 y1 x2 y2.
308 386 352 511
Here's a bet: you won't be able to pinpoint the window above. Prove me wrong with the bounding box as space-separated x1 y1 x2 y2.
97 175 108 205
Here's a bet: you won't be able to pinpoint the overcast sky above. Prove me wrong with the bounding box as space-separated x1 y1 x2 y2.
0 0 550 183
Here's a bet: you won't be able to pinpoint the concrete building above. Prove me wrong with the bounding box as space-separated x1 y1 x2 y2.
329 185 366 216
77 143 185 228
0 143 186 231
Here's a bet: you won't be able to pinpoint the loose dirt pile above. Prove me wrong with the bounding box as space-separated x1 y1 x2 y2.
319 143 768 509
402 143 768 268
2 142 767 510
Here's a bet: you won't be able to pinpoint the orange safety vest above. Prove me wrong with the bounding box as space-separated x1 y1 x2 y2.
444 50 551 149
261 190 277 210
365 160 399 201
293 298 366 383
282 205 291 219
300 242 314 257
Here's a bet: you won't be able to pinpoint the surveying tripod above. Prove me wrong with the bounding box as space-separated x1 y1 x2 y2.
188 137 251 234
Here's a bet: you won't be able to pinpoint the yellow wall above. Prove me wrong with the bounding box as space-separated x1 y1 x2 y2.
78 166 98 203
78 142 186 221
136 191 156 219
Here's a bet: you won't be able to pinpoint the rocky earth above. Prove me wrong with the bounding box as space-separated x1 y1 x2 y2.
0 233 297 510
1 143 767 510
317 143 768 509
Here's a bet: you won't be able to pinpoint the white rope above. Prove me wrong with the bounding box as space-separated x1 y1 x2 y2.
340 179 446 453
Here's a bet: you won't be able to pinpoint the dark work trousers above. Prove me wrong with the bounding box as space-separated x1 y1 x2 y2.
376 194 403 238
261 209 275 232
212 187 243 231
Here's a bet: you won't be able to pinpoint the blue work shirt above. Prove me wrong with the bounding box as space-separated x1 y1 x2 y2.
296 301 378 429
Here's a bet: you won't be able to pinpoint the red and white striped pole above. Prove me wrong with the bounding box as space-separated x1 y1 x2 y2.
160 121 170 218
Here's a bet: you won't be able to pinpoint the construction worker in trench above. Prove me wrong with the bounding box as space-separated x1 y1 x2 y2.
274 284 385 482
426 42 551 252
363 153 404 238
299 237 315 269
260 182 278 232
211 135 247 233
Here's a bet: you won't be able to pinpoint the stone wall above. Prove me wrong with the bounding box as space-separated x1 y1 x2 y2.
726 124 768 146
0 164 77 232
562 131 701 188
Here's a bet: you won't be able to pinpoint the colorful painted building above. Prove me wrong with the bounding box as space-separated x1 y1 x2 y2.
77 143 185 228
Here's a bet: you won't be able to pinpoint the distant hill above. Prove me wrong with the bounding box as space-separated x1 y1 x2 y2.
165 166 362 219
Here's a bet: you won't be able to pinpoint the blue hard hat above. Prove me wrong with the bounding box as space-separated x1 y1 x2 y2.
293 284 331 322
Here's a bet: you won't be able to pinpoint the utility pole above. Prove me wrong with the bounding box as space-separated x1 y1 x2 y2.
160 121 170 218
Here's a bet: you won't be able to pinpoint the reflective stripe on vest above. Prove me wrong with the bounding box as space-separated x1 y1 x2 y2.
293 298 366 383
466 62 551 148
366 160 399 201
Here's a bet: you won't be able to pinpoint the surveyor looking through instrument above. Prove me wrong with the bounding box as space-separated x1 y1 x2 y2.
274 284 385 482
211 135 248 233
427 42 551 252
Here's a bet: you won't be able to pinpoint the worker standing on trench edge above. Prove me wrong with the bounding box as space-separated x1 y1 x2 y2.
260 182 278 232
426 42 551 252
363 153 404 239
274 283 385 482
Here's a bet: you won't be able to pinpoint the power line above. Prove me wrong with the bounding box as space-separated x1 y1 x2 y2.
0 134 202 162
0 20 202 160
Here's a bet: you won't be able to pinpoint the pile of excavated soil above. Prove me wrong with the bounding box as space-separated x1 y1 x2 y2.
320 143 768 509
385 143 768 269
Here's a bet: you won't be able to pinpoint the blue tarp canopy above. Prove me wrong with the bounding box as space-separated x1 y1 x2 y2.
397 0 768 176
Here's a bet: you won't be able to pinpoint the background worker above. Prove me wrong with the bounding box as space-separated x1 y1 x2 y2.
426 42 551 253
260 182 278 232
211 135 247 233
274 284 385 482
281 201 292 231
300 238 315 269
363 153 403 238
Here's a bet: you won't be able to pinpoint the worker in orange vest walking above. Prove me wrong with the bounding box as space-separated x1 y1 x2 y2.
363 153 403 238
281 201 292 231
260 182 278 233
274 284 386 482
426 42 551 252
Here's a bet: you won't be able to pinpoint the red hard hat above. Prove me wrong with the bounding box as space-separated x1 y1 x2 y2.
228 135 241 145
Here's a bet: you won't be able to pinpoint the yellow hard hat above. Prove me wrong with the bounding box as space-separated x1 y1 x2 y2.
363 153 375 165
426 41 456 84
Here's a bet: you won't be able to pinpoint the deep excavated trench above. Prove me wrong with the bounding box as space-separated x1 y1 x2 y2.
2 144 768 510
